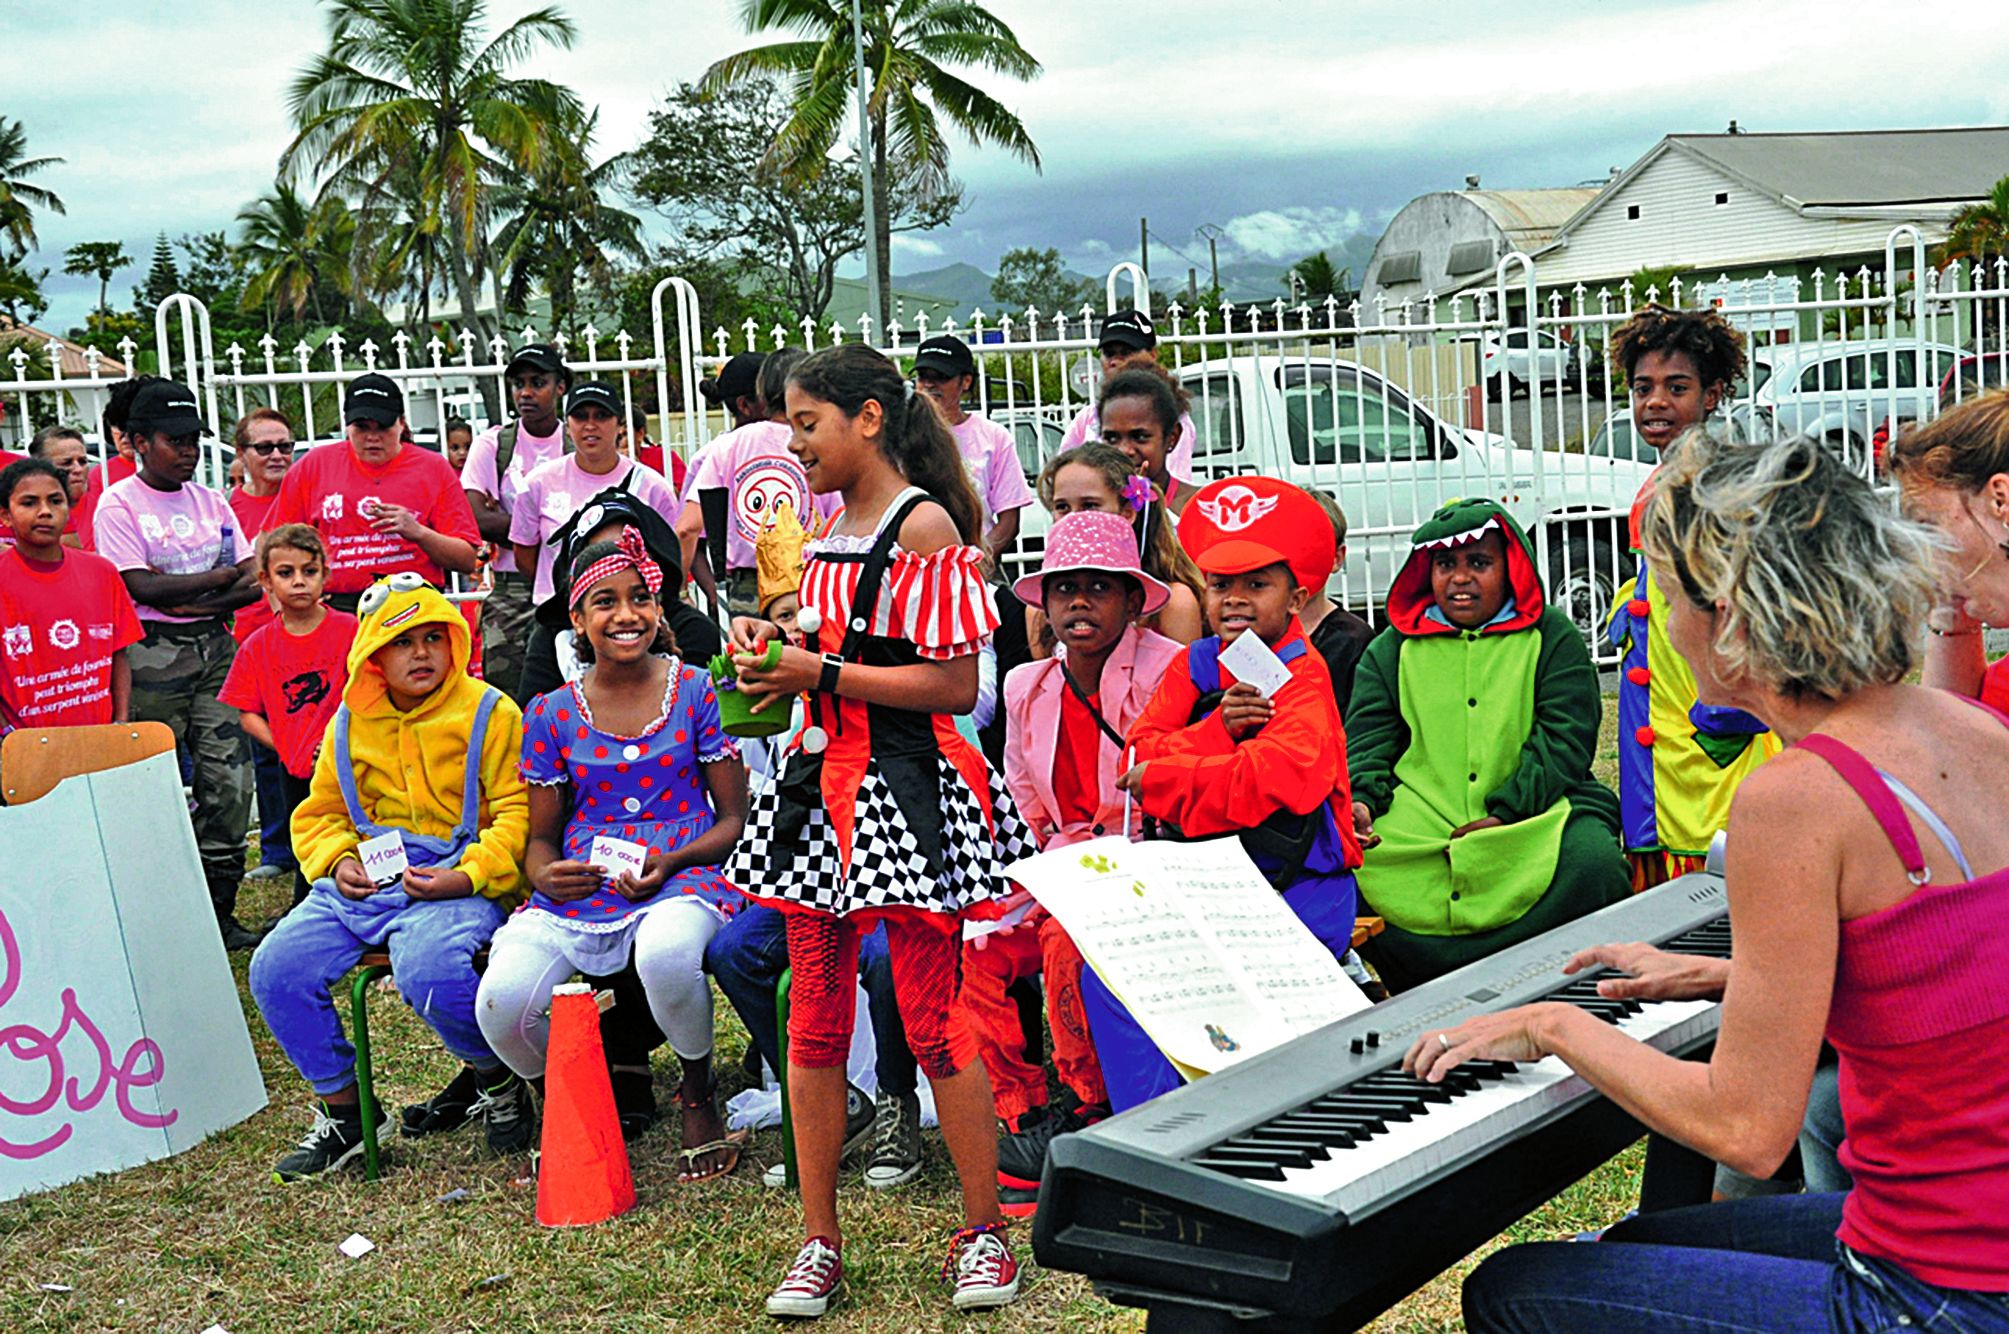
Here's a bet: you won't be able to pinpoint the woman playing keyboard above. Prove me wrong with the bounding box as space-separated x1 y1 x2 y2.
1409 427 2009 1331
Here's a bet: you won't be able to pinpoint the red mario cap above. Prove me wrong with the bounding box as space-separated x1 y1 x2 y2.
1177 477 1336 591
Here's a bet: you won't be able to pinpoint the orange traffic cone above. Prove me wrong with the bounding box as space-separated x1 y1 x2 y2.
536 983 636 1227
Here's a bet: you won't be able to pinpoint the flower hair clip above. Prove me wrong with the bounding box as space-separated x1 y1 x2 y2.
1121 474 1153 513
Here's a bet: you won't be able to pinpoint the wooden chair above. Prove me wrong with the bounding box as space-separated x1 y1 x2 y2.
0 722 176 805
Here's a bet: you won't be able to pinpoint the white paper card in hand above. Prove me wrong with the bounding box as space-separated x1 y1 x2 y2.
589 835 648 880
356 831 408 886
1217 630 1295 698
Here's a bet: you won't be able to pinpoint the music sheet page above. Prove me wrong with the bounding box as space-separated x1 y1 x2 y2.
1150 839 1371 1034
1007 835 1365 1076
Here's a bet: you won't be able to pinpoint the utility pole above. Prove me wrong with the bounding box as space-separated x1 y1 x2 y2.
849 0 883 336
1139 217 1149 286
1196 223 1224 299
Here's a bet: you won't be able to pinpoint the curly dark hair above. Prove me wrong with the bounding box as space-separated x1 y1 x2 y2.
566 538 680 665
1608 305 1747 392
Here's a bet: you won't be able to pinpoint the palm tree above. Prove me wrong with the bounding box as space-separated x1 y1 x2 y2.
1939 174 2009 282
1289 252 1350 302
63 241 132 317
702 0 1041 329
0 255 48 324
489 103 644 333
238 184 355 327
281 0 582 344
0 118 66 258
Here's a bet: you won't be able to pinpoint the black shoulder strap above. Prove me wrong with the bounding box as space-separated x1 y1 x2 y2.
1060 661 1127 751
837 490 933 663
493 422 520 480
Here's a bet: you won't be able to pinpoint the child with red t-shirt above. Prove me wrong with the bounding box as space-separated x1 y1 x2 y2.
219 524 358 902
0 459 144 737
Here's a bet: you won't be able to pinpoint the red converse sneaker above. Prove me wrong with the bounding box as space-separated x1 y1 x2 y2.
766 1236 842 1318
945 1223 1021 1310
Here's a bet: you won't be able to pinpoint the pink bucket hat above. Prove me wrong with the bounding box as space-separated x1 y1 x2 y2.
1012 510 1172 615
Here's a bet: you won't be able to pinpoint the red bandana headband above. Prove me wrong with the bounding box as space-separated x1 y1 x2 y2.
569 525 663 609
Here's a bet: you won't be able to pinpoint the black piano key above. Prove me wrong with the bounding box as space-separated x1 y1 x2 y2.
1224 1134 1331 1161
1309 1096 1421 1121
1271 1115 1377 1141
1191 1155 1286 1181
1206 1144 1316 1170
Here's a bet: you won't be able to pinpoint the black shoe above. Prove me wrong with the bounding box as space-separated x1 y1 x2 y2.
400 1064 485 1138
475 1071 537 1155
997 1096 1108 1191
739 1040 766 1085
611 1069 658 1142
841 1083 875 1160
218 916 265 952
273 1103 369 1182
999 1181 1041 1219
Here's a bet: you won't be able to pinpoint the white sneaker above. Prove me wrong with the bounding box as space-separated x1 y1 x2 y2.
766 1236 842 1318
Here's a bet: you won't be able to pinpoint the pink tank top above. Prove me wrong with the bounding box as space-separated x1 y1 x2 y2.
1799 728 2009 1292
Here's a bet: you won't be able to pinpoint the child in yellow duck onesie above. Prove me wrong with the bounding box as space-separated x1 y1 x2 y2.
248 573 530 1181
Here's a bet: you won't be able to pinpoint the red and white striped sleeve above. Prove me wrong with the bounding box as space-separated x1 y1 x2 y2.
883 546 997 661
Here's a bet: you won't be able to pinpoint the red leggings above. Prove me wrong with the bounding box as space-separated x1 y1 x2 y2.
785 911 977 1080
959 914 1105 1123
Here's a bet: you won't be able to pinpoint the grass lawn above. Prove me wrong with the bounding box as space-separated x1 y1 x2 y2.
1 709 1641 1331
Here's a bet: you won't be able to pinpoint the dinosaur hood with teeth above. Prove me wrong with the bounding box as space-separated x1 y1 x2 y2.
1386 497 1545 636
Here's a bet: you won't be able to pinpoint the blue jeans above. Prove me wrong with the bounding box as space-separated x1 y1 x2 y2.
704 903 916 1097
252 741 297 871
1081 872 1358 1113
1465 1193 2009 1332
248 880 506 1095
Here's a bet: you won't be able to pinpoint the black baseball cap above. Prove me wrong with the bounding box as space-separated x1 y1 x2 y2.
343 373 406 426
913 335 975 378
536 485 684 627
125 380 213 437
1098 309 1157 352
506 342 568 380
699 352 765 406
565 381 621 417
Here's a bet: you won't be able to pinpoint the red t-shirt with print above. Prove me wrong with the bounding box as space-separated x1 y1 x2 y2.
218 609 358 778
263 442 480 593
0 546 144 731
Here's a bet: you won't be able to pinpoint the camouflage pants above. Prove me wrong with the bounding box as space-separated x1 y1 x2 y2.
482 570 536 707
129 618 253 917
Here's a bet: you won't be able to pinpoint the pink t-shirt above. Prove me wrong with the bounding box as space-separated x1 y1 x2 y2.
510 455 679 604
460 420 567 574
92 475 254 623
1061 404 1198 484
950 414 1036 530
685 421 840 570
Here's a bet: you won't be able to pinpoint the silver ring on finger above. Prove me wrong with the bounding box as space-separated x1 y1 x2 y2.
1438 1032 1453 1051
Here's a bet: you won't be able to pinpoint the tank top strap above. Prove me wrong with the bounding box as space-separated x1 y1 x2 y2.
1795 733 1928 883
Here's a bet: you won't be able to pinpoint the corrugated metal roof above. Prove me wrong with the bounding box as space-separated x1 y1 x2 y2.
1463 188 1602 246
1673 127 2009 207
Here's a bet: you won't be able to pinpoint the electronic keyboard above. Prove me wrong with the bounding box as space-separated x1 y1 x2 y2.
1033 871 1732 1332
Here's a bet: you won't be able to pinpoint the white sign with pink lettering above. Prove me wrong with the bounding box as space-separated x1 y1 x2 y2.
0 753 266 1201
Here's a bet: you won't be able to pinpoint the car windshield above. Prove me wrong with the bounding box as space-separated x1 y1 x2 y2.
1587 414 1640 460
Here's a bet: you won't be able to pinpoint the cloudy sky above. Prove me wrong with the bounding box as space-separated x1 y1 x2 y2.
9 0 2009 331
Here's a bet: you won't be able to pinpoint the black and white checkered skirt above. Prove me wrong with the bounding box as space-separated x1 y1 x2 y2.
723 750 1038 917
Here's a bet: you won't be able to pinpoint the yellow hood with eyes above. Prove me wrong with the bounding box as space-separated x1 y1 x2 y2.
345 579 474 716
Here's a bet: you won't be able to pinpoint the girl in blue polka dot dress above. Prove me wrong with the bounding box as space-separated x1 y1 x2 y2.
476 527 751 1182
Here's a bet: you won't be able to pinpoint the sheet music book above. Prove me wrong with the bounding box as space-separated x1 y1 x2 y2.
1007 835 1370 1081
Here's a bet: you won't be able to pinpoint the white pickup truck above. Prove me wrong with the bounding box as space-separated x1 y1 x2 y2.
1003 355 1654 642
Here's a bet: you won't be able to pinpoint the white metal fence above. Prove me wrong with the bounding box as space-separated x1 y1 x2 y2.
6 226 2005 663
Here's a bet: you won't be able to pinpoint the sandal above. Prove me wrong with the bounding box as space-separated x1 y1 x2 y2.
674 1070 747 1184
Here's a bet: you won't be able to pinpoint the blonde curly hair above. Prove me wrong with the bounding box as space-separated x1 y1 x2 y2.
1640 429 1941 700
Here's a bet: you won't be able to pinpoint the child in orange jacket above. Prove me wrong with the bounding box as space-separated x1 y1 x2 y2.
1093 478 1364 1111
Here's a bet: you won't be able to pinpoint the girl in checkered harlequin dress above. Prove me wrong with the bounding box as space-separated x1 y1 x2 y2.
726 344 1036 1318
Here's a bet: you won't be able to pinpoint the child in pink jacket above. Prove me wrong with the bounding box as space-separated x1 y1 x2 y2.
973 510 1183 1214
